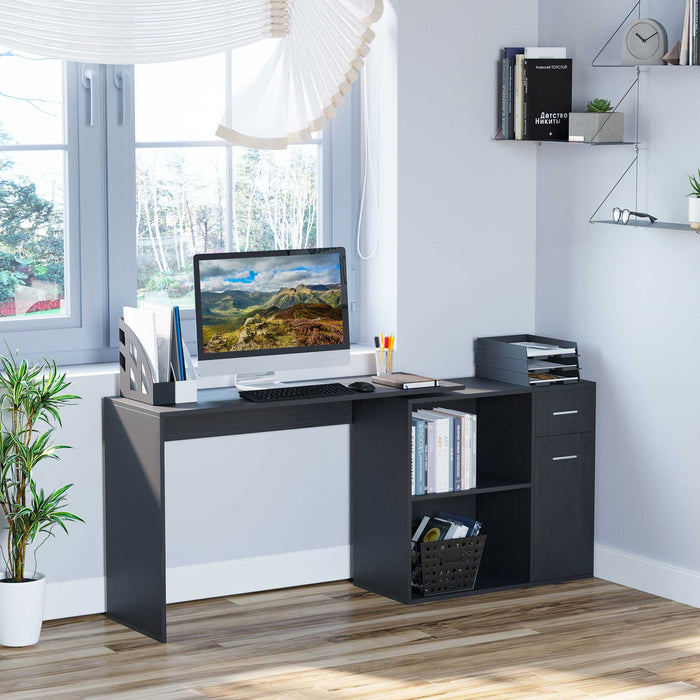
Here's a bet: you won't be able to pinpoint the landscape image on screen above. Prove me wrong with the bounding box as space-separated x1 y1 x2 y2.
198 253 344 354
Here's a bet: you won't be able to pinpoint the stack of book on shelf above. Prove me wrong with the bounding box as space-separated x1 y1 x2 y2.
411 513 485 596
411 408 476 496
499 47 572 141
476 334 580 387
682 0 700 65
412 513 482 544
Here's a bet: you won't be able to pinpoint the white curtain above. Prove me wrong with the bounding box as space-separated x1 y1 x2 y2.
0 0 382 148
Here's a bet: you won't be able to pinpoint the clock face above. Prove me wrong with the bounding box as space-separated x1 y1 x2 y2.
626 21 662 60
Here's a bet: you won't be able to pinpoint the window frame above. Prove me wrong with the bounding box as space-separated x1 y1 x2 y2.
0 60 111 364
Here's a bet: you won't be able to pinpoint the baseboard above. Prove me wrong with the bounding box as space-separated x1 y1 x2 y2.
165 545 351 604
44 576 106 621
44 545 700 620
44 545 351 621
595 544 700 609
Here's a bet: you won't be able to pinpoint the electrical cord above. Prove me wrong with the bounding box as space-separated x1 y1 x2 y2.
356 60 378 260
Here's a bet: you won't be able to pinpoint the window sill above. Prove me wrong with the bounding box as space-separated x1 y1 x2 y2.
61 344 376 383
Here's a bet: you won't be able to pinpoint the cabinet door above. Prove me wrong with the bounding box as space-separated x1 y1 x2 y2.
532 433 594 581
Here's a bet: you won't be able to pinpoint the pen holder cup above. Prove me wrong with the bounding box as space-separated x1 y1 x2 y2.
375 348 395 374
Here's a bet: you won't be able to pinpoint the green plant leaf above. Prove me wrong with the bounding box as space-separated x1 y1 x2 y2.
0 351 81 579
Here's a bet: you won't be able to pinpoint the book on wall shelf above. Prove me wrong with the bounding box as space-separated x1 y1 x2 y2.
497 47 571 142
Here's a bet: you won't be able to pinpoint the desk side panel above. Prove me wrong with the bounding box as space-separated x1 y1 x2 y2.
103 399 166 642
351 398 411 602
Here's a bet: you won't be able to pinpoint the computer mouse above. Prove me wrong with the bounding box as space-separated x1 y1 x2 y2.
348 381 375 393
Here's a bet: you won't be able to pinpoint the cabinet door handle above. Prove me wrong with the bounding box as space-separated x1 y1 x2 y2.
552 409 578 416
552 454 578 461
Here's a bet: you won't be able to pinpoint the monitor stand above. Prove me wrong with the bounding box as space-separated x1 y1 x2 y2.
233 371 281 391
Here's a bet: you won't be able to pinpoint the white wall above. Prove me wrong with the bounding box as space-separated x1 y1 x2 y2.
360 0 398 345
537 0 700 607
395 0 539 378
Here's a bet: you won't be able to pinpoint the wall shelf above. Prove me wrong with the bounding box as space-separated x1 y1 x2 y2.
594 63 700 68
592 219 697 233
588 1 700 233
493 137 638 146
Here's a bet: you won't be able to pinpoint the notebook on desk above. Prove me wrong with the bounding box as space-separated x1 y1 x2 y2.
371 373 438 389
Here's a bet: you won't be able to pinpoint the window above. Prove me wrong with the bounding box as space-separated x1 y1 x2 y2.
0 51 358 361
0 49 67 322
134 53 322 311
0 52 108 361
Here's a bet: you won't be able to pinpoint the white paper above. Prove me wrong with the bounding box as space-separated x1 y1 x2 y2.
123 307 158 381
140 302 173 382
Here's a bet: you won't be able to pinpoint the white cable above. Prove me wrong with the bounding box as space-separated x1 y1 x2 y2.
356 59 378 260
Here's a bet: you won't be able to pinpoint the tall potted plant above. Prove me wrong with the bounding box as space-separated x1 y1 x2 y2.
0 354 81 647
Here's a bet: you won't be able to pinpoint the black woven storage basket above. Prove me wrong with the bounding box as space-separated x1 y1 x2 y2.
417 535 486 597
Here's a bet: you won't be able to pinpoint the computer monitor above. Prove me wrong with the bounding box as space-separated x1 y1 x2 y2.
194 247 350 381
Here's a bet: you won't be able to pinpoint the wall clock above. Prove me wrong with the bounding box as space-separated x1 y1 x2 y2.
622 18 668 65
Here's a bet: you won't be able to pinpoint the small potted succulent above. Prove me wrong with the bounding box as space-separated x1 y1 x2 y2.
569 98 624 143
0 353 81 647
688 170 700 230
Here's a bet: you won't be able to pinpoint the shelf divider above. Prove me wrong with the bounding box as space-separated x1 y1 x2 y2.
412 469 531 500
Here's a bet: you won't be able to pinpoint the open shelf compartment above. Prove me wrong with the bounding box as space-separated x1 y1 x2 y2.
410 488 531 601
409 391 532 493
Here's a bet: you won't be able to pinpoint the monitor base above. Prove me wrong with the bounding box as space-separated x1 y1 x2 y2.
233 371 281 391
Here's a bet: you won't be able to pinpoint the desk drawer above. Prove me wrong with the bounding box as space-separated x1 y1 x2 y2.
534 387 595 436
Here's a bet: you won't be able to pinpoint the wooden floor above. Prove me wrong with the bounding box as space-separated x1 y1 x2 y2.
1 579 700 699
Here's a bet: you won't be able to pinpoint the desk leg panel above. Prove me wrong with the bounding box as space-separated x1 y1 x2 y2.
351 398 411 602
103 400 166 642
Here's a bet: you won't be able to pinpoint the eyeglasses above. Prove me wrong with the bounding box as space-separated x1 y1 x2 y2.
612 207 657 225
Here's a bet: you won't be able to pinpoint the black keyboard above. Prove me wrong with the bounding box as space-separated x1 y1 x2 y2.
238 382 356 402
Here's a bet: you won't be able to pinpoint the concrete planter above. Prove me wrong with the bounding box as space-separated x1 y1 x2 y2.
568 112 624 143
0 573 46 647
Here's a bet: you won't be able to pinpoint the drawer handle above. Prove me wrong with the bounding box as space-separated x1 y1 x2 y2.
552 454 578 461
552 409 578 416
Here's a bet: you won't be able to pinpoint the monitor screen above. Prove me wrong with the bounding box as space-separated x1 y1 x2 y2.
194 248 349 361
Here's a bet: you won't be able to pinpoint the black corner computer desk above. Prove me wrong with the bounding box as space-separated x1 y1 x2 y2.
103 376 596 642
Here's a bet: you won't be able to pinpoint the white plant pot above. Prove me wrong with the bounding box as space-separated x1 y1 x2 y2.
689 198 700 230
0 573 46 647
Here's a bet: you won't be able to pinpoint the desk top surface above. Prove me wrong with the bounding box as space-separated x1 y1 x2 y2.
106 376 595 418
